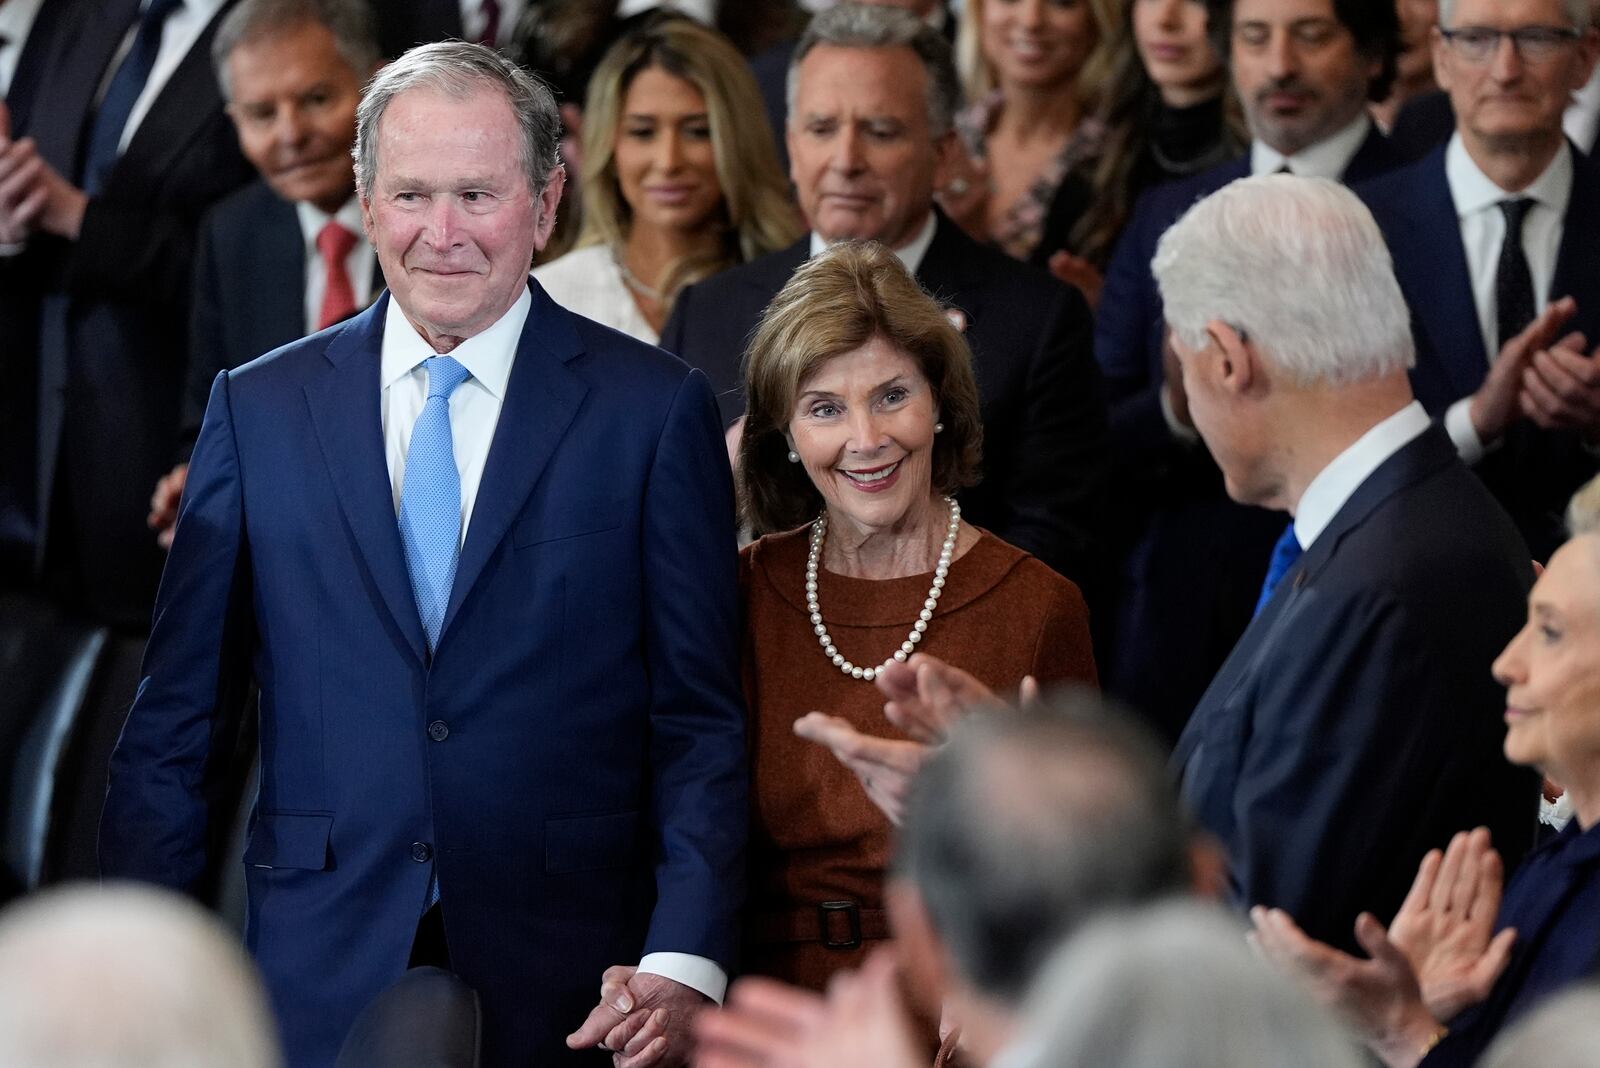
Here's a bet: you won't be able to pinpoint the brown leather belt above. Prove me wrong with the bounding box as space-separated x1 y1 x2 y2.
747 901 890 950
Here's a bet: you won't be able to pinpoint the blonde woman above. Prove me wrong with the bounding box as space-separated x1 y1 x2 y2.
940 0 1118 260
533 15 800 341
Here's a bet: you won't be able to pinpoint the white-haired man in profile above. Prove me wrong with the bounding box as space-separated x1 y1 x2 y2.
0 883 280 1067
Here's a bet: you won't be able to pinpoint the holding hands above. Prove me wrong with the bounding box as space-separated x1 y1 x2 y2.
1250 828 1514 1068
568 966 711 1068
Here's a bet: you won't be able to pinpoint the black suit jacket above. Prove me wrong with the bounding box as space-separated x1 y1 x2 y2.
1359 144 1600 561
1092 126 1406 739
182 180 382 452
1174 426 1539 952
660 214 1108 587
8 0 254 626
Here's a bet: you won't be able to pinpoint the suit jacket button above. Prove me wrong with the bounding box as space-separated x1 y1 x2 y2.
411 841 433 863
427 720 449 742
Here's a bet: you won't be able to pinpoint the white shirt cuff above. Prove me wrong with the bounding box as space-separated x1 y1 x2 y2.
637 952 727 1004
1444 398 1490 464
1160 383 1200 444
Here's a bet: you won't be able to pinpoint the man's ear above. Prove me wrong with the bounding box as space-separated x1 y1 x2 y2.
359 192 375 243
931 129 959 191
532 165 567 250
1206 318 1256 396
1430 26 1453 93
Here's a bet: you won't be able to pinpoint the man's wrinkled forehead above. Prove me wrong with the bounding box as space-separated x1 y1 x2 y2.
792 44 932 129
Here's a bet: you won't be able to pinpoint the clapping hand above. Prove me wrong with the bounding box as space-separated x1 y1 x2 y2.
1469 298 1582 441
568 966 710 1068
0 99 87 242
693 949 926 1068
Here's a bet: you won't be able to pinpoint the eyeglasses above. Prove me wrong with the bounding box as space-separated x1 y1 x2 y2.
1439 25 1581 63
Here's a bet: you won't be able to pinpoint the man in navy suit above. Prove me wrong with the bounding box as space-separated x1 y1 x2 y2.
1361 0 1600 563
1160 175 1538 953
147 0 383 549
1095 0 1407 740
101 42 747 1067
663 4 1106 590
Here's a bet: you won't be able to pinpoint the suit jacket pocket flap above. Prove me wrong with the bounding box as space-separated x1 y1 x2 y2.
243 812 334 870
514 500 625 548
545 810 639 874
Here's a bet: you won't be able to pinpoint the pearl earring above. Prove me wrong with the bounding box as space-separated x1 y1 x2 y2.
787 450 800 463
934 422 945 433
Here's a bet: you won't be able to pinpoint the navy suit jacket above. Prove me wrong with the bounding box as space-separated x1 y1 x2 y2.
6 0 254 625
1093 127 1405 739
100 283 750 1066
182 180 382 451
660 214 1108 588
1359 145 1600 561
1174 426 1539 952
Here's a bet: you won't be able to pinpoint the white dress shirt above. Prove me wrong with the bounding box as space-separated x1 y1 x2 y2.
1250 113 1372 179
458 0 526 48
0 0 46 95
1440 135 1572 462
1292 401 1431 549
295 197 377 337
808 209 939 273
378 283 727 1002
106 0 226 154
531 244 657 344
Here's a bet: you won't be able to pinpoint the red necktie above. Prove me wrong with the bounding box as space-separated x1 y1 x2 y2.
316 221 359 330
478 0 501 47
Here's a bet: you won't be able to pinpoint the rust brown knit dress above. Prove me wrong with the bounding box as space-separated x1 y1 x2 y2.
738 525 1097 990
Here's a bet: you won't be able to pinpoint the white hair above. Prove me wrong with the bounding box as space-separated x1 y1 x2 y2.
1480 984 1600 1068
1012 901 1368 1068
0 884 281 1068
1439 0 1591 31
1151 175 1415 386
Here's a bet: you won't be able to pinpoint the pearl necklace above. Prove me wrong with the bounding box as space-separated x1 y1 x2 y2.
806 497 961 682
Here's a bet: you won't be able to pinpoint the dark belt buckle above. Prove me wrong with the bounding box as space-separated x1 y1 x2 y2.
818 900 861 950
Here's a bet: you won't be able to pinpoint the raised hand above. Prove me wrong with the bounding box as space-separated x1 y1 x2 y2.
874 654 1006 745
792 713 929 825
1470 298 1579 442
1385 827 1516 1023
569 965 711 1068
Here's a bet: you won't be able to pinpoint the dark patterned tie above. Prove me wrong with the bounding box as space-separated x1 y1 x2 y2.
1496 198 1536 349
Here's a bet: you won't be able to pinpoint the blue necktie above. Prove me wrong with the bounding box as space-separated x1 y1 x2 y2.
79 0 184 196
399 356 472 652
1254 522 1303 616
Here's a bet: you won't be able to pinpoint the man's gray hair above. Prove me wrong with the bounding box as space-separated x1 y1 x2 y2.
1480 983 1600 1068
0 883 281 1067
892 691 1191 1003
1439 0 1591 31
1014 902 1368 1068
1152 175 1415 386
353 41 563 202
212 0 380 101
786 3 963 137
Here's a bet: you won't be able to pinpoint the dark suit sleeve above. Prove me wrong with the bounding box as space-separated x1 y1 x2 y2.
639 367 749 968
999 282 1107 582
69 197 212 310
1228 588 1507 948
100 371 255 891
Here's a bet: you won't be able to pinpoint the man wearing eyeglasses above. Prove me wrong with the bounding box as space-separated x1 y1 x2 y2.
1361 0 1600 562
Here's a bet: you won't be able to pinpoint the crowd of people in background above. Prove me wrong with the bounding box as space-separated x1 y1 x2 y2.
2 0 1600 1064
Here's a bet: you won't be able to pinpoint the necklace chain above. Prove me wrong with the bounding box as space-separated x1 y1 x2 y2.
806 497 961 682
613 249 664 303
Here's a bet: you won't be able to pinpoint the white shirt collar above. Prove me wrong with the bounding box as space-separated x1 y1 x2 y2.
1445 132 1573 217
380 282 529 401
616 0 715 21
1293 400 1431 549
294 196 366 254
808 210 939 275
1251 113 1372 179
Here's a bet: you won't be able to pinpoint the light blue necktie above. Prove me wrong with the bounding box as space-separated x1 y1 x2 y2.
399 356 472 652
1254 522 1304 617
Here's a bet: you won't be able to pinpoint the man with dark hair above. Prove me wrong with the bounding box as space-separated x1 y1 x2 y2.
101 40 747 1068
147 0 383 549
661 2 1106 591
1093 0 1406 741
1361 0 1600 561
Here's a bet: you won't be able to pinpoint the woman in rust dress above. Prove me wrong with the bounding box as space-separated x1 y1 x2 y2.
732 241 1097 990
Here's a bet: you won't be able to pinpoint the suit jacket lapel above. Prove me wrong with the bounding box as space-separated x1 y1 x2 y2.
1342 127 1402 184
439 282 590 641
303 294 430 664
30 0 141 174
1400 153 1490 404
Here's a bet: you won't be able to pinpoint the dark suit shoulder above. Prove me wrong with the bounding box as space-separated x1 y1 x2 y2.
1354 147 1442 219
